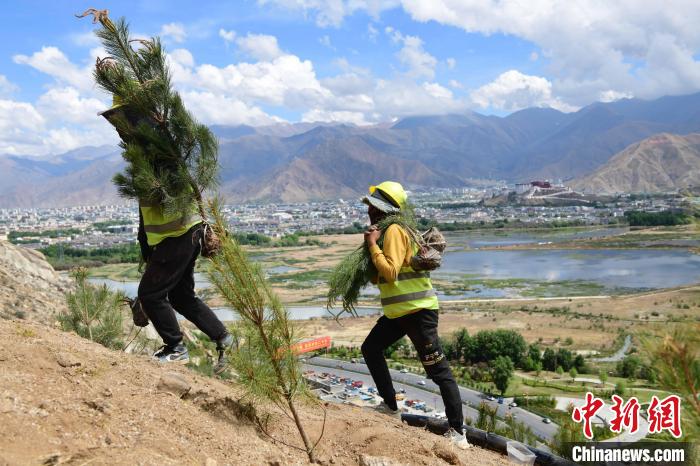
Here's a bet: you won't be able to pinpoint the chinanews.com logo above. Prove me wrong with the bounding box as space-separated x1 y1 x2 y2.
571 392 682 440
563 391 693 465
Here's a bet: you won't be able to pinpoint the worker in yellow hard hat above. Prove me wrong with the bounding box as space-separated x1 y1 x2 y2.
360 181 471 450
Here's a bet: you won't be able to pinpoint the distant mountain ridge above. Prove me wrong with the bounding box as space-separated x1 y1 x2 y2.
3 92 700 206
569 133 700 194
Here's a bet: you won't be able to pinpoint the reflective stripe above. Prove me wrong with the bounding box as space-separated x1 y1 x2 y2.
143 215 196 233
380 289 436 306
378 271 429 284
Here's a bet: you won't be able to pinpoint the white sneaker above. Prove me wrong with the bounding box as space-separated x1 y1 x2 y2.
444 428 472 450
374 401 401 420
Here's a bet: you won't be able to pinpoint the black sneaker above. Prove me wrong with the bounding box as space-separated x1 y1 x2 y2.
153 343 189 364
213 334 234 375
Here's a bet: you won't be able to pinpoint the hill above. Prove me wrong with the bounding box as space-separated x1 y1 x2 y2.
0 319 507 465
4 92 700 205
569 133 700 193
0 240 69 322
0 242 505 465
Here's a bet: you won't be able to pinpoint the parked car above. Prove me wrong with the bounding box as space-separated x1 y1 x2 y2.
498 397 504 404
395 393 406 401
398 388 406 394
543 417 552 424
418 380 426 386
400 368 408 373
509 401 518 408
486 395 496 401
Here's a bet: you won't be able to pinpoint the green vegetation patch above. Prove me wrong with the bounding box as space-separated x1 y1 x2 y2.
40 242 140 269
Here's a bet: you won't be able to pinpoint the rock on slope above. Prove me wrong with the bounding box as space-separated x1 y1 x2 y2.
570 133 700 194
0 320 508 466
0 240 69 322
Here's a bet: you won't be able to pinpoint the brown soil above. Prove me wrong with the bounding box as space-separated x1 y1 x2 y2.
0 320 508 466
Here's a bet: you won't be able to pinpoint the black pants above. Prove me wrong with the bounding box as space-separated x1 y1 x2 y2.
361 309 464 430
138 224 227 347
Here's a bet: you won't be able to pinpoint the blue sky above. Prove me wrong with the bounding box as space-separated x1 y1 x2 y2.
1 1 700 156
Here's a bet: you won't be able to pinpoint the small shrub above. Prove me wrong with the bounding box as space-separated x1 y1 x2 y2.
59 268 125 350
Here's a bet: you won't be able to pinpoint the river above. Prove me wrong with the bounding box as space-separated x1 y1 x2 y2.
88 227 700 318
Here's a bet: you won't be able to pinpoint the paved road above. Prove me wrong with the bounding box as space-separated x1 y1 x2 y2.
302 364 486 423
593 335 633 363
305 356 558 441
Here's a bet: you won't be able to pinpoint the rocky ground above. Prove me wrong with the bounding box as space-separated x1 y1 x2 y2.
0 319 508 466
0 240 70 323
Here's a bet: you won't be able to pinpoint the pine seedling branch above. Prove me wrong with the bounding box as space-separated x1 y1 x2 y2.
78 8 218 218
206 199 323 463
326 210 418 318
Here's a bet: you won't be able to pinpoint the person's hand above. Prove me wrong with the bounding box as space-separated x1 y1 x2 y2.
364 226 381 246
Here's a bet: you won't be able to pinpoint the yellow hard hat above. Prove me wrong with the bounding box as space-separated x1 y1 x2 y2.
98 94 124 117
362 181 407 213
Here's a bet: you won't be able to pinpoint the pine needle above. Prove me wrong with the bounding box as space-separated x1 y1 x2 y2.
326 210 418 319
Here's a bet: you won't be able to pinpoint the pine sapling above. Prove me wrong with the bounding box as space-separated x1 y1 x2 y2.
60 268 125 349
206 199 324 463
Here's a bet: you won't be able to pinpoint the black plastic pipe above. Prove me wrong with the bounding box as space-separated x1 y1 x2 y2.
401 413 576 466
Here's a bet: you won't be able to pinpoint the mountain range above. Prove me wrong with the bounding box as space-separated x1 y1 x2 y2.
3 92 700 207
569 133 700 194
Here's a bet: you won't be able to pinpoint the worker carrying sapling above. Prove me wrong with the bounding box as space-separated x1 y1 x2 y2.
79 9 232 372
327 181 470 449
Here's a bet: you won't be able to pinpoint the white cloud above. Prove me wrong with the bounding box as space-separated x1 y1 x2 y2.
319 35 335 50
599 90 633 103
470 70 577 112
219 28 236 44
0 100 45 154
170 49 195 68
0 92 117 156
236 33 283 61
180 91 284 126
423 82 453 100
448 79 463 89
529 51 539 62
36 87 107 124
446 57 456 69
0 75 18 96
388 29 437 79
258 0 400 28
302 109 368 125
261 0 700 106
160 23 187 43
70 31 101 47
399 0 700 104
367 23 379 42
13 46 93 93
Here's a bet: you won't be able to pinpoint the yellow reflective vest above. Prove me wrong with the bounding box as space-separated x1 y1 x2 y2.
369 224 439 319
139 200 201 246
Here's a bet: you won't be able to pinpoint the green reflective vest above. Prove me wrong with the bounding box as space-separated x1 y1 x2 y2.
139 201 201 246
378 265 439 319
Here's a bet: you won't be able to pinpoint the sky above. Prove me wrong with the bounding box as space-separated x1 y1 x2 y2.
1 0 700 156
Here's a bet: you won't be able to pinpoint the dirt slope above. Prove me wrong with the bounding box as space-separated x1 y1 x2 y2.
0 320 507 466
0 240 69 323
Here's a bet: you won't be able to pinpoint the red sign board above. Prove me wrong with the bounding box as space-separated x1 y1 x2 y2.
290 336 331 355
